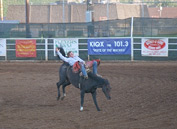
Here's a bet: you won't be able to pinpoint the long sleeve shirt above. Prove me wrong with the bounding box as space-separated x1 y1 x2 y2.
57 51 85 66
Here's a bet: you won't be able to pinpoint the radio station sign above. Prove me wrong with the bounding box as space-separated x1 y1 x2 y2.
87 38 131 55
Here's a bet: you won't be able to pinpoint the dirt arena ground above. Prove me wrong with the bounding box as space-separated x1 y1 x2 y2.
0 62 177 129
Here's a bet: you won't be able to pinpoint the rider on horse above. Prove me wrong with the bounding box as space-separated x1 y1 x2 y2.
56 48 101 79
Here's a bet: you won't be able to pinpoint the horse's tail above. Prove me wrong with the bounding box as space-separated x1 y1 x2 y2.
59 47 66 57
56 47 66 60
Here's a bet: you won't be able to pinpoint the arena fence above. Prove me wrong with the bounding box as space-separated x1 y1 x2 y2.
0 37 177 61
1 17 177 61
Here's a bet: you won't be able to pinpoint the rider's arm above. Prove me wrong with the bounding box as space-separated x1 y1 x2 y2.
56 51 69 62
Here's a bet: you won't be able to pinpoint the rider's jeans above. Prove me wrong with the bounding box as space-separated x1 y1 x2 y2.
93 61 98 74
81 64 87 77
81 61 98 76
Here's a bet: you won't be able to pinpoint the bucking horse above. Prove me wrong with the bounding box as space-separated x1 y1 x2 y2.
56 47 111 111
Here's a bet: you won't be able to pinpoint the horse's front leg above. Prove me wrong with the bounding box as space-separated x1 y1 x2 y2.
80 90 85 111
61 81 71 100
91 91 101 111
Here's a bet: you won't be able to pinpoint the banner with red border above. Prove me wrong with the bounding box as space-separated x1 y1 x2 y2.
141 38 168 57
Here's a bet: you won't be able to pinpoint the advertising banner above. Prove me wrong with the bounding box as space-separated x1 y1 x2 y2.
16 40 36 57
141 38 168 57
0 39 6 56
54 38 79 56
87 38 131 55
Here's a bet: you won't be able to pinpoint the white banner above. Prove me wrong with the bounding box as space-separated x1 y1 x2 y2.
141 38 168 57
54 38 79 56
0 39 6 56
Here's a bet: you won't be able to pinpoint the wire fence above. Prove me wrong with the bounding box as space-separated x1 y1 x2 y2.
0 17 177 38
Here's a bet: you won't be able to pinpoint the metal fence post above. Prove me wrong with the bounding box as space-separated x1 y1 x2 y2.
131 17 134 61
5 39 7 61
45 38 48 61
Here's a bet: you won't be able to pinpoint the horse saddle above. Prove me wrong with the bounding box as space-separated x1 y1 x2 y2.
73 61 81 73
72 59 100 73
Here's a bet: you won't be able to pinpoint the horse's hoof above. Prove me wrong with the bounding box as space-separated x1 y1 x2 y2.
97 109 101 111
56 97 60 101
61 96 65 100
80 107 83 112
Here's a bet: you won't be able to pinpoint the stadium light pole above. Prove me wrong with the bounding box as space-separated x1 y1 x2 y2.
0 0 3 21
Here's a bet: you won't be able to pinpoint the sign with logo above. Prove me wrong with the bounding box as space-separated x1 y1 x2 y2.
0 39 6 56
16 40 36 57
99 17 107 21
54 38 79 56
141 38 168 57
88 38 131 55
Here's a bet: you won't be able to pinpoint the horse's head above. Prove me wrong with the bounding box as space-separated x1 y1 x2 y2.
102 79 111 100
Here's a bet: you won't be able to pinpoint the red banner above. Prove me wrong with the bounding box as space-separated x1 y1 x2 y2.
16 40 36 57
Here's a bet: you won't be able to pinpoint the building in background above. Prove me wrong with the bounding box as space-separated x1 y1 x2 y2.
5 0 177 23
6 3 148 23
148 7 177 18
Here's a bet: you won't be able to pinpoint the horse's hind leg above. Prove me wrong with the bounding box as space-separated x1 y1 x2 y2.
80 90 85 111
61 81 71 100
56 80 65 100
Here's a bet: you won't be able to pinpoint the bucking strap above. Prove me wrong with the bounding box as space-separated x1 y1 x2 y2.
86 59 101 68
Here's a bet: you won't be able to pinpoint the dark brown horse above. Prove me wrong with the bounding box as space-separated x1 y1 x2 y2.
56 47 111 111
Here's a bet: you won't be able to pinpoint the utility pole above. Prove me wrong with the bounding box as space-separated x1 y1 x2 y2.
158 5 163 18
25 0 30 37
62 0 65 23
141 0 144 17
107 0 110 36
0 0 3 21
107 0 109 20
25 0 30 23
